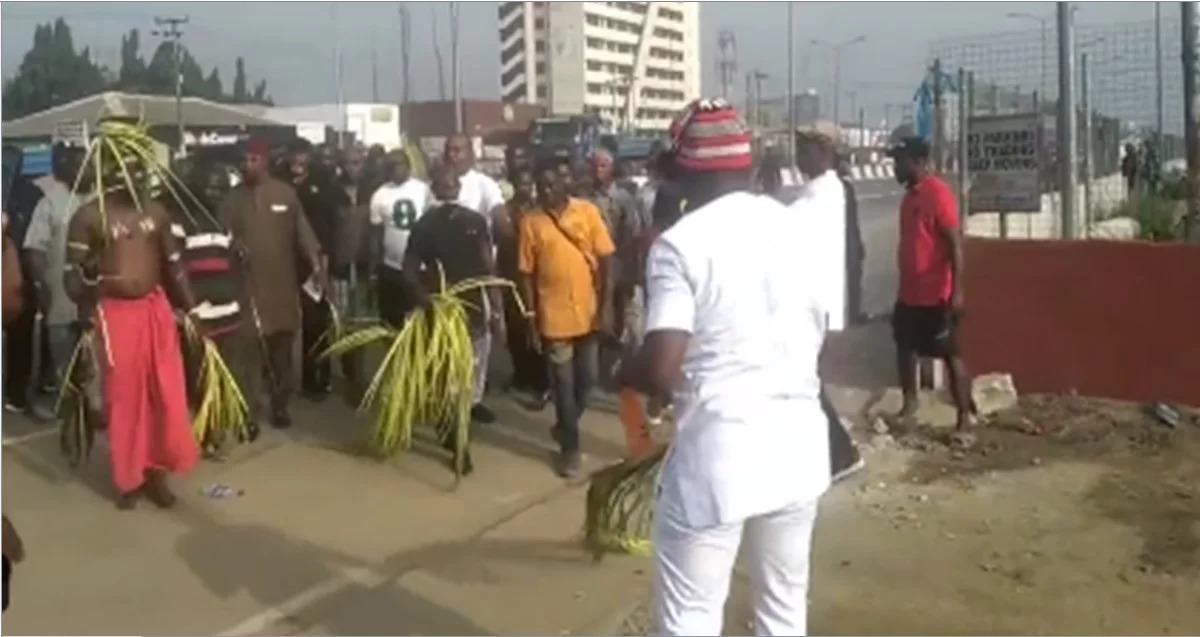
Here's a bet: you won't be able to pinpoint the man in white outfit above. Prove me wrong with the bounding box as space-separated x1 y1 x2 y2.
792 133 865 481
622 98 831 636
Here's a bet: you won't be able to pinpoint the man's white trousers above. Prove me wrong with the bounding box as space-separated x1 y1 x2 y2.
652 499 820 636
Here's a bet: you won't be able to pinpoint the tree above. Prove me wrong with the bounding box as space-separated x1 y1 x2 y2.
3 18 274 119
118 29 147 91
231 57 248 103
145 41 206 98
2 18 107 119
251 79 272 105
203 68 223 102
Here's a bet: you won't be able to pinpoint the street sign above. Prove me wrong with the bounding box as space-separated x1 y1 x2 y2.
967 113 1042 213
52 120 89 147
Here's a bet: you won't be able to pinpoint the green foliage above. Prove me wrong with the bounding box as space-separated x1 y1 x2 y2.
2 19 107 119
1109 195 1183 242
1158 172 1189 201
3 19 274 120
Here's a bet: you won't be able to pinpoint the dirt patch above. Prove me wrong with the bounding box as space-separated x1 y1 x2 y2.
619 395 1200 635
894 395 1200 577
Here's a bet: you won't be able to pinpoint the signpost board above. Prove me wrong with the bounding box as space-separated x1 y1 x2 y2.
52 120 89 147
967 113 1042 212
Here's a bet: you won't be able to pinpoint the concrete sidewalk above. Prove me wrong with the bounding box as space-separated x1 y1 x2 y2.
1 392 651 636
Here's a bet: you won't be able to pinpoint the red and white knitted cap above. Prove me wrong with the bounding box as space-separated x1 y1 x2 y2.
667 98 753 172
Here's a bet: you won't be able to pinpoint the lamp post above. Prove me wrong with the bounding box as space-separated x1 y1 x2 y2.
811 35 866 127
1007 11 1050 98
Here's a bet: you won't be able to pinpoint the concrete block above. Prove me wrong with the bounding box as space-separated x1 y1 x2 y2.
1088 217 1140 241
971 372 1019 416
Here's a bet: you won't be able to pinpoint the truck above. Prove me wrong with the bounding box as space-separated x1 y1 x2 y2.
526 114 612 166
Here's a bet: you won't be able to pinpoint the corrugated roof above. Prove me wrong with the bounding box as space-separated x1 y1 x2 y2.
1 91 288 139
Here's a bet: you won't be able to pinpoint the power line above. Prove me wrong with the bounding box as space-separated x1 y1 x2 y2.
152 15 188 155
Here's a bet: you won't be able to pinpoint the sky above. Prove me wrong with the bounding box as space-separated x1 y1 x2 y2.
0 1 1178 125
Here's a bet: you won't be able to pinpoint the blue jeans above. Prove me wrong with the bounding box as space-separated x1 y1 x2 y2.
546 333 598 455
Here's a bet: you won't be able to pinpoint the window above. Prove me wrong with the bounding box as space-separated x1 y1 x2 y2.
536 62 546 74
658 7 683 21
534 17 545 29
537 85 547 99
535 40 545 53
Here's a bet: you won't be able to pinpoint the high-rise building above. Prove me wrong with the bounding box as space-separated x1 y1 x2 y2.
497 1 700 132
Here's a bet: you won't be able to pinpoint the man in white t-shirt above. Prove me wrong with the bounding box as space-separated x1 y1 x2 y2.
623 99 831 636
23 145 85 394
443 135 507 424
369 149 432 327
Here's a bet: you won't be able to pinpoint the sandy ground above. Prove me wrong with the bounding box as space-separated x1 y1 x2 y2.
619 394 1200 636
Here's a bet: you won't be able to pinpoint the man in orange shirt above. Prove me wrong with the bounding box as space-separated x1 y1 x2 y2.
517 162 616 477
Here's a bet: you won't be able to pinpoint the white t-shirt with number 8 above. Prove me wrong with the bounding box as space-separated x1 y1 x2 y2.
369 178 434 271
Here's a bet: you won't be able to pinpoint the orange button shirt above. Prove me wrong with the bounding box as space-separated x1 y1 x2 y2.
517 198 616 340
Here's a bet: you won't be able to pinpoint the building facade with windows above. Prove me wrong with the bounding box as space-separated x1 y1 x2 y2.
497 1 700 132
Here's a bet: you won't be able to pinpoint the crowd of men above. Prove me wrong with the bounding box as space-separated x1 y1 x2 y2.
2 99 974 634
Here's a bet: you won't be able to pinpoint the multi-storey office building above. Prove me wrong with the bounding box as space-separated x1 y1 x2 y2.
498 1 700 132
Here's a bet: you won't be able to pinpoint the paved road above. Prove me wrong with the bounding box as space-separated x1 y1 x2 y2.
781 179 904 320
856 184 904 319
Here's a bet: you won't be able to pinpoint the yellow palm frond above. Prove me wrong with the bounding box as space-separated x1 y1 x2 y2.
584 446 667 560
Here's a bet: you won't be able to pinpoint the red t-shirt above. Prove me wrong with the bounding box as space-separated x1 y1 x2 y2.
897 175 959 306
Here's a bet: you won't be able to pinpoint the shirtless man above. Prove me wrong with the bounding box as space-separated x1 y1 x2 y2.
65 164 202 510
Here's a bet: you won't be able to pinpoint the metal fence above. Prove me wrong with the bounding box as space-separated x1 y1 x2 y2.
925 7 1195 240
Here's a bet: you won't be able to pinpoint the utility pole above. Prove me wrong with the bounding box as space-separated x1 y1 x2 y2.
398 5 412 143
717 31 738 100
1081 53 1093 234
1006 12 1049 99
152 15 188 155
331 2 346 148
432 5 447 101
370 37 380 103
1056 2 1078 240
450 1 463 133
745 72 754 126
1155 3 1164 146
754 70 769 130
812 35 867 128
1183 1 1199 239
786 3 796 166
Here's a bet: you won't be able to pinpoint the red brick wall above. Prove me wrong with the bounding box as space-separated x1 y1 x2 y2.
961 239 1200 407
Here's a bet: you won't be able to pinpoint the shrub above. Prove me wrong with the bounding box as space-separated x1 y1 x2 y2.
1108 195 1182 241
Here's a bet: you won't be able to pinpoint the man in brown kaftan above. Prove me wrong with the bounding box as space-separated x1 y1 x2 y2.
218 140 325 429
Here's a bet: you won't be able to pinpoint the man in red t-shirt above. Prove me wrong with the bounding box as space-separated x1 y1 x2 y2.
887 138 974 436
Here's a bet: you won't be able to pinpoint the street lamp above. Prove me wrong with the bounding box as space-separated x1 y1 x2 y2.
812 35 866 127
1007 11 1050 98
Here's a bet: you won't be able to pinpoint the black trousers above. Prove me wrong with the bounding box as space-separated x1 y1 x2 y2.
300 293 332 394
2 299 50 407
822 385 860 475
377 265 415 329
846 262 864 325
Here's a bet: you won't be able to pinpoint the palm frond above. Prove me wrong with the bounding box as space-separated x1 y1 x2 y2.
183 319 249 447
56 331 100 467
584 446 667 561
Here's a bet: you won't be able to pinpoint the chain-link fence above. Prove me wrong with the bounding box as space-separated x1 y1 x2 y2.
926 11 1193 240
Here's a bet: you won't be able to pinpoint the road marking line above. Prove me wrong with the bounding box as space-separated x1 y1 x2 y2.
217 565 389 636
2 428 59 447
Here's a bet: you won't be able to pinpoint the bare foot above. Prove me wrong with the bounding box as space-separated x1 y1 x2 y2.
115 489 140 510
893 400 919 421
143 469 177 509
